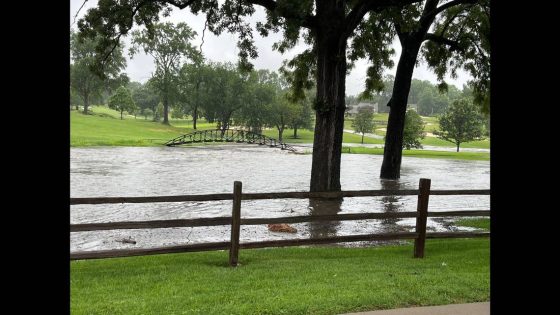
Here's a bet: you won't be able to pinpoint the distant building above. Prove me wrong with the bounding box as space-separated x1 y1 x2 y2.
347 102 378 115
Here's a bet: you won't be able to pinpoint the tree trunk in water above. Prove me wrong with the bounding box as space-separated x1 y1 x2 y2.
278 127 284 143
380 40 421 179
310 7 346 192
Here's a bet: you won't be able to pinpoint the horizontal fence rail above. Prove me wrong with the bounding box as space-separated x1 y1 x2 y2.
70 189 490 205
70 179 490 264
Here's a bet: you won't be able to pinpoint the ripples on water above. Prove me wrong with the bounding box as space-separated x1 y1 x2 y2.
71 145 490 251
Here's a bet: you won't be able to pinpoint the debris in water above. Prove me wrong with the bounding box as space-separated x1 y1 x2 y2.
267 224 297 233
115 237 137 245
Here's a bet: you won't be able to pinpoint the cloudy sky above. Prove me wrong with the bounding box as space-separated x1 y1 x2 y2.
70 0 471 96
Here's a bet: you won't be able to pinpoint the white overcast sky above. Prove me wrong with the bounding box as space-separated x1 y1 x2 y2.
70 0 471 96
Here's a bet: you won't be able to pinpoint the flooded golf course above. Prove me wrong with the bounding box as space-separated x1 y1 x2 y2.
71 145 489 252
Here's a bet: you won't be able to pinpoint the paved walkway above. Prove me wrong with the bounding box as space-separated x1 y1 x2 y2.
341 302 490 315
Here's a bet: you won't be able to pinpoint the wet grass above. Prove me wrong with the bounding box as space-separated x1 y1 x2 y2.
71 107 488 150
71 238 489 315
71 107 213 147
454 218 490 231
340 147 489 161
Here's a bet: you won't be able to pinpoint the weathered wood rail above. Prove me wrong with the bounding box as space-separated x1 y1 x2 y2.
164 129 296 152
70 178 490 265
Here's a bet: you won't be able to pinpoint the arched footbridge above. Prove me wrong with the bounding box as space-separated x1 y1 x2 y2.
164 129 297 152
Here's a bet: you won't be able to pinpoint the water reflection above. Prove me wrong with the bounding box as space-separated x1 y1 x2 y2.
378 179 403 233
307 198 343 238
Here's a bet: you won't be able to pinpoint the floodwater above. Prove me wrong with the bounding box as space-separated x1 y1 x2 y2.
71 145 489 252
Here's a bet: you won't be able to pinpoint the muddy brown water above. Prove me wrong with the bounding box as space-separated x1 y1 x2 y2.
71 145 489 252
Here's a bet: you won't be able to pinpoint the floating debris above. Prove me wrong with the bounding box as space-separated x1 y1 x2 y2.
267 224 297 233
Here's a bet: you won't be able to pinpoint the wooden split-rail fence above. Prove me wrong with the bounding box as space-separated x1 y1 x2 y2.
70 178 490 266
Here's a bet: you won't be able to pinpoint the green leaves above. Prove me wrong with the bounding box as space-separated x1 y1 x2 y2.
435 98 485 151
108 86 137 119
402 109 425 149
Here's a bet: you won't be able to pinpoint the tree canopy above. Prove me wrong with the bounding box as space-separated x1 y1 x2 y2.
434 98 485 152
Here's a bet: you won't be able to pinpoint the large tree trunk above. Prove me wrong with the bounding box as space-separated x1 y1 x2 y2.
380 39 422 179
310 5 347 192
83 95 89 115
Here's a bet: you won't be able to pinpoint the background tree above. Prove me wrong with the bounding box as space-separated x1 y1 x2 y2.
108 86 137 120
204 63 248 135
235 69 278 134
287 90 314 139
77 0 421 192
434 99 485 152
176 60 210 129
352 108 375 144
129 22 200 125
378 0 489 179
70 31 126 115
402 109 425 149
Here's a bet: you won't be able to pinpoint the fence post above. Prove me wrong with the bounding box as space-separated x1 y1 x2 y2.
414 178 431 258
229 181 242 267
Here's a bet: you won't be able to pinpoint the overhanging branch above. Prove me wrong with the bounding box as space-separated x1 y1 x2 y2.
344 0 422 39
424 33 463 52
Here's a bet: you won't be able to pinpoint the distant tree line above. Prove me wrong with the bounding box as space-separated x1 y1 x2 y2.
346 76 473 117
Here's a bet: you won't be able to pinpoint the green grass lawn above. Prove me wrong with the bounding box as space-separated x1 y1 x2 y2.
71 107 488 150
71 238 489 315
341 147 489 161
454 218 490 231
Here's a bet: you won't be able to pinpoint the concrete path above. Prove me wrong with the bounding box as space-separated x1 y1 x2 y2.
341 302 490 315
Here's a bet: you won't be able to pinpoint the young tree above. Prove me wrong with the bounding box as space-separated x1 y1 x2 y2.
379 0 489 179
129 22 200 125
434 99 485 152
77 0 421 192
352 108 375 144
402 109 425 149
108 86 137 120
70 31 126 115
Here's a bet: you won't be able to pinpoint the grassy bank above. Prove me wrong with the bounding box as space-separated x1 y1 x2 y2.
71 107 488 150
71 238 489 315
341 147 490 161
454 218 490 230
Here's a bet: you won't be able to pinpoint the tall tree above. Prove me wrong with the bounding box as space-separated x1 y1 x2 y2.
434 98 484 151
129 22 201 125
108 86 137 119
70 31 126 114
176 60 210 129
378 0 489 179
77 0 421 192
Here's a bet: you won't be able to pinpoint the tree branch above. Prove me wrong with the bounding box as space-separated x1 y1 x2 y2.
422 0 477 22
344 0 422 39
247 0 317 29
424 33 463 52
